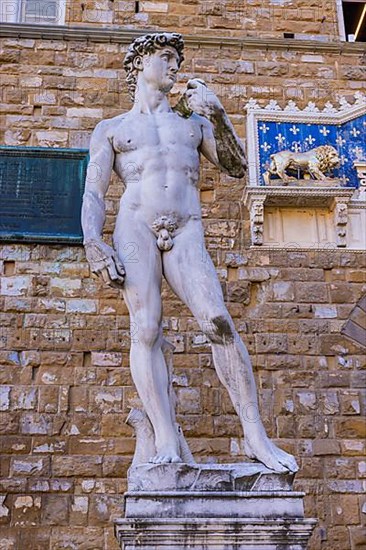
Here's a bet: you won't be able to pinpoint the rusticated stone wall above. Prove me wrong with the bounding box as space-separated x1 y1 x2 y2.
1 35 365 150
64 0 340 41
0 20 366 550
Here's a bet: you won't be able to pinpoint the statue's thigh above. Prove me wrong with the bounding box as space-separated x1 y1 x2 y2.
114 222 163 320
163 224 226 319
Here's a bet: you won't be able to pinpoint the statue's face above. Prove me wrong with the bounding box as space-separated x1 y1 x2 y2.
139 46 180 93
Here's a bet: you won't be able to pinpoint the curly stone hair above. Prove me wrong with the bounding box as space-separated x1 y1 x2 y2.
123 32 185 102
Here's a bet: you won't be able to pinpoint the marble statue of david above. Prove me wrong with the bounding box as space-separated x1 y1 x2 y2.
81 32 298 473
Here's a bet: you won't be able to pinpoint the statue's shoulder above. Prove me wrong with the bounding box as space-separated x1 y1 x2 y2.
93 112 130 139
190 112 212 131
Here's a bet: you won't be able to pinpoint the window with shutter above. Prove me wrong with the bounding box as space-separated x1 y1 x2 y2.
337 0 366 41
22 0 59 23
0 0 66 24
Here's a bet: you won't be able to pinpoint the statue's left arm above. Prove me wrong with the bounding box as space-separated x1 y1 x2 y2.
185 79 247 178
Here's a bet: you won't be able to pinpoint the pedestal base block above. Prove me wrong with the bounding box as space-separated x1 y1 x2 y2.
114 463 316 550
115 518 317 550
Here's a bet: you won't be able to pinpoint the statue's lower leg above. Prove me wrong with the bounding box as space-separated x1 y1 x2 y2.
211 339 298 473
128 339 193 465
129 339 181 463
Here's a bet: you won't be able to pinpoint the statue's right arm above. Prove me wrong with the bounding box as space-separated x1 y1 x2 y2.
81 121 125 287
82 120 113 242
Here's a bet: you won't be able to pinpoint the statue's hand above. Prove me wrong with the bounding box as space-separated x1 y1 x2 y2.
84 239 125 288
185 78 223 118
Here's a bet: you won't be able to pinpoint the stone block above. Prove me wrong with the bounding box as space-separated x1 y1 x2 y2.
349 526 366 549
140 1 169 12
89 494 124 525
91 351 123 367
11 386 38 410
42 495 69 525
0 386 11 411
295 283 328 303
65 299 97 314
0 276 30 296
89 387 123 413
49 527 105 550
313 440 341 456
330 494 360 526
272 281 295 301
52 456 103 477
70 496 89 526
32 437 67 454
12 495 41 527
334 418 366 439
325 457 356 480
339 391 361 415
18 527 50 549
66 107 103 118
10 457 50 476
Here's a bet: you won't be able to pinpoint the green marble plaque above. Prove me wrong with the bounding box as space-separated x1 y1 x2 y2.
0 146 88 243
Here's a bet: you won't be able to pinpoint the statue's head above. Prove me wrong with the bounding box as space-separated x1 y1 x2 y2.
123 32 185 102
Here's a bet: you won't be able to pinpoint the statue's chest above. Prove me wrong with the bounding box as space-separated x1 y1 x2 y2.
112 115 201 154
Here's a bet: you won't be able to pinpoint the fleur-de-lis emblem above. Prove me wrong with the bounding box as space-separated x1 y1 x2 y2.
353 146 364 159
275 133 286 146
305 135 316 145
291 142 302 153
289 125 300 135
260 142 271 152
319 126 330 137
336 135 346 147
350 128 360 138
259 123 269 134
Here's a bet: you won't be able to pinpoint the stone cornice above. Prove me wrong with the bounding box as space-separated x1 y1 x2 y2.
0 23 365 54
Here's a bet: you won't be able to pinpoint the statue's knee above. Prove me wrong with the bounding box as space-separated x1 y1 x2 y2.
133 318 162 347
202 314 235 345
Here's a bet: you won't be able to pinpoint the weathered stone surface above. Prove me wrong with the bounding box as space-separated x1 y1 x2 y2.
125 463 305 521
0 12 365 550
115 518 317 550
127 462 294 493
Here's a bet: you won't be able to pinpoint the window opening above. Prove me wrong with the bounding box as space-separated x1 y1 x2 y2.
342 1 366 41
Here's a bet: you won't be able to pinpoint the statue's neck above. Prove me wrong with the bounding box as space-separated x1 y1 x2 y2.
132 78 172 114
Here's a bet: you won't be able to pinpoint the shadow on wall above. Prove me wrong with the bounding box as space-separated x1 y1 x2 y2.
341 294 366 348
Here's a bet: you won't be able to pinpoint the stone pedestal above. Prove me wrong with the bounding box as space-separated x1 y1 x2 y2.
114 463 316 550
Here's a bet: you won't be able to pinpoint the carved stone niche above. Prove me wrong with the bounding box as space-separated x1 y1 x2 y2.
243 186 355 248
243 93 366 249
354 161 366 200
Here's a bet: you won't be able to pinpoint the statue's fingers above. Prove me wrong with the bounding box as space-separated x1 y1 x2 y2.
187 78 206 89
107 261 124 284
99 268 111 284
112 255 126 277
187 79 198 89
187 95 198 108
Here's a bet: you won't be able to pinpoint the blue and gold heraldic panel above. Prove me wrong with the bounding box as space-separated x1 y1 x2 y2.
0 147 88 243
258 113 366 187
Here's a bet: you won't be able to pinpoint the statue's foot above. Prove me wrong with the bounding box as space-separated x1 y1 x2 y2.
149 449 182 464
149 439 182 464
244 434 298 473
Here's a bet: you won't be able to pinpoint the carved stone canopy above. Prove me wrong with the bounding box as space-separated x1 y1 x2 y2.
245 92 366 189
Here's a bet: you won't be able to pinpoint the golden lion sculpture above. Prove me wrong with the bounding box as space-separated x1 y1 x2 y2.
263 145 340 185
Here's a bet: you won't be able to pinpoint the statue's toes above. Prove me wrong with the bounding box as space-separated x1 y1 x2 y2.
275 449 299 473
149 453 182 464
